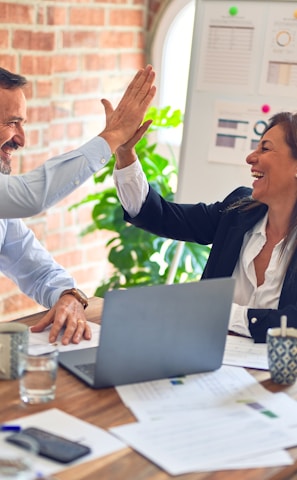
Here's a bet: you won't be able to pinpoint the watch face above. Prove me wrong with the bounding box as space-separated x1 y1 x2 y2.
77 289 88 300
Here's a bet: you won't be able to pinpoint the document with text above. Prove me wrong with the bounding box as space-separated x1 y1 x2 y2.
223 335 268 370
116 365 271 421
110 406 294 475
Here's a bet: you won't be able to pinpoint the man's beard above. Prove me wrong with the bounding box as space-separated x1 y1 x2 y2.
0 140 18 175
0 158 11 175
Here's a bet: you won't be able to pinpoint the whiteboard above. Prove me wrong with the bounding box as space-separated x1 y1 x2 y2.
176 0 297 204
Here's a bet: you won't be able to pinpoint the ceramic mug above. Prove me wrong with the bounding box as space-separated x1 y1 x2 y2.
0 322 29 380
266 327 297 385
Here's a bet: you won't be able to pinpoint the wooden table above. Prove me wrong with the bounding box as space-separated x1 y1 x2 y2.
2 297 297 480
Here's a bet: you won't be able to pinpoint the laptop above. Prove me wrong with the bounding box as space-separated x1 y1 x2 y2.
58 278 235 388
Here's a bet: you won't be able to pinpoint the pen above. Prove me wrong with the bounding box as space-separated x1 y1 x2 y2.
0 425 22 431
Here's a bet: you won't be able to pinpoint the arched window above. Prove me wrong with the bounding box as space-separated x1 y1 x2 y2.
150 0 195 149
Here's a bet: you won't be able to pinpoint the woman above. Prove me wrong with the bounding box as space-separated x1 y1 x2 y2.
114 112 297 343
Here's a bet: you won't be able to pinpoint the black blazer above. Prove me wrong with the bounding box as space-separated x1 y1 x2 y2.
124 186 297 343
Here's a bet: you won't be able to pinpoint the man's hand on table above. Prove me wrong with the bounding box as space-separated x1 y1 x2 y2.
30 295 92 345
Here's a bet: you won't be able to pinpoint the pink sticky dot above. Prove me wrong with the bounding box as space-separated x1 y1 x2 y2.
262 104 270 113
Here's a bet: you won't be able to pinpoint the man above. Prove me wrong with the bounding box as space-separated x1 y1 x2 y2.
0 66 155 218
0 65 156 345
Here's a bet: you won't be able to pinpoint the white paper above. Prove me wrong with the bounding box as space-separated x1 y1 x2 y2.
196 2 264 94
110 406 294 475
29 322 100 352
116 365 272 421
208 100 284 166
259 3 297 97
0 408 124 478
223 335 268 370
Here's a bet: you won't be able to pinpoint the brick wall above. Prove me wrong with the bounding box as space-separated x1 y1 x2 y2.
0 0 164 321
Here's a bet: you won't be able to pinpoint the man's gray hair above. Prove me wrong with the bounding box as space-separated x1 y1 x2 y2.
0 67 27 89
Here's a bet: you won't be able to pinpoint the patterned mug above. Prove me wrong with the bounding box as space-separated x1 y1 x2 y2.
0 322 29 380
266 327 297 385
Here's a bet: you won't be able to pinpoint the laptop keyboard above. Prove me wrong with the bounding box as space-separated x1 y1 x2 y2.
75 362 95 378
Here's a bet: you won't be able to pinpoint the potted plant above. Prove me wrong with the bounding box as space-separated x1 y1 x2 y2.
70 106 210 297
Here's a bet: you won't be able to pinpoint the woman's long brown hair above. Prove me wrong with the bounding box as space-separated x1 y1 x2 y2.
228 112 297 255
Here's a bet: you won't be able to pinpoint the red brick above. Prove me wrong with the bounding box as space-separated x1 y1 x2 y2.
46 210 62 231
13 30 55 51
63 31 100 49
4 293 36 313
51 101 72 119
0 3 33 24
84 54 117 71
66 122 83 138
63 77 100 95
36 79 52 98
21 56 53 75
52 56 79 73
74 98 101 116
71 266 101 284
23 82 33 100
27 129 41 148
63 208 78 228
70 7 105 26
110 9 144 26
0 30 9 48
0 55 17 71
47 6 67 25
27 105 51 123
37 4 46 25
27 221 47 241
46 229 80 251
137 31 145 49
49 123 66 141
54 250 83 269
99 31 134 48
85 243 110 263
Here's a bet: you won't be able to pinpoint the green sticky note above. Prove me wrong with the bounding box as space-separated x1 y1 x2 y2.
229 6 238 16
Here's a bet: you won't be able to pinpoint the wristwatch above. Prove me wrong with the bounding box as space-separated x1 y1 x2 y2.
60 288 88 309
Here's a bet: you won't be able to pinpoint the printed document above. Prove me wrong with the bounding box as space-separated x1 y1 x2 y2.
110 406 294 475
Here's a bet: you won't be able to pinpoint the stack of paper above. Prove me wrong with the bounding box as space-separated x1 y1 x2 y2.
111 365 297 475
223 335 268 369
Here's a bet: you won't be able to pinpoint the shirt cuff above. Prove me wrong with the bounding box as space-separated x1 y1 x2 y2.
113 159 144 183
228 303 252 338
78 136 112 172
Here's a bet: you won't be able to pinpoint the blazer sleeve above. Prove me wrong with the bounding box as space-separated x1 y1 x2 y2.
248 306 297 343
123 185 252 245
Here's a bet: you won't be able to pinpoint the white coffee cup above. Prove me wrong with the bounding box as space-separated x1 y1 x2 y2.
0 322 29 380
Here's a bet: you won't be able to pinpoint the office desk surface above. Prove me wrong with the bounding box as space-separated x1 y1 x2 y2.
2 297 297 480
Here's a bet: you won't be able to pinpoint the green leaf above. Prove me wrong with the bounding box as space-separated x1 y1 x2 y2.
70 106 209 295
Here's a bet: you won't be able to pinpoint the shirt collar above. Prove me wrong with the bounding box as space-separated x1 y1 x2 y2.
250 212 268 238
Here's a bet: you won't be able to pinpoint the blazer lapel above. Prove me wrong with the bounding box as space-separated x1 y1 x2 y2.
202 205 267 279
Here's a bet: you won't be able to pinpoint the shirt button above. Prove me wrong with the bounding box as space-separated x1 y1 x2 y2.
251 317 257 324
100 158 106 164
74 180 79 185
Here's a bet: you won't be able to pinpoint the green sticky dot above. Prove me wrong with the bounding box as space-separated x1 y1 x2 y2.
229 6 238 16
262 410 278 419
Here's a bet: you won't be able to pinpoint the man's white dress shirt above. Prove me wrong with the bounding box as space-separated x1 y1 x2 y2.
0 137 112 308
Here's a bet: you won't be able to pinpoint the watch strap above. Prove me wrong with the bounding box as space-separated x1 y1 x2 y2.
60 288 88 309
